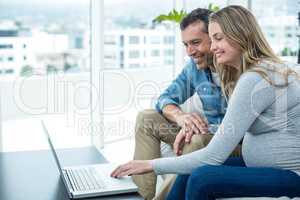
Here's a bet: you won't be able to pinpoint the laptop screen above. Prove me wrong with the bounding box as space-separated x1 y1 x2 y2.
41 120 64 175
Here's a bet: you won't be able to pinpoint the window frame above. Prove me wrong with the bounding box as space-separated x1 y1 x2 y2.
90 0 104 149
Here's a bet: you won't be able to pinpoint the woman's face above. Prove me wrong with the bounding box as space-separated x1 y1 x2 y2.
208 22 242 68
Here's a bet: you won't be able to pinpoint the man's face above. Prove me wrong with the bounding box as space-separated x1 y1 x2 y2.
181 21 212 69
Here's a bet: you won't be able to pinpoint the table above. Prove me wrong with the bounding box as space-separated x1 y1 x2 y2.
0 146 142 200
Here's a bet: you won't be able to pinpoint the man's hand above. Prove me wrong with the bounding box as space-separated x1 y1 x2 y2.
175 112 208 138
110 160 153 178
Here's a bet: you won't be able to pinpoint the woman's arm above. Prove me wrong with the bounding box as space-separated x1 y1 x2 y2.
153 72 277 174
111 72 278 177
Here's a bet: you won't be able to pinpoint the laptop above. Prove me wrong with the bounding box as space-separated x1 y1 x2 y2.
41 121 138 199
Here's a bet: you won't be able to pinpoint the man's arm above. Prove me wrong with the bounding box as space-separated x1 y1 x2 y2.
162 104 184 124
155 61 195 114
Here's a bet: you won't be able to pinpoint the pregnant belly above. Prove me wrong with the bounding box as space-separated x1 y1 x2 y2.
242 133 279 168
242 131 300 174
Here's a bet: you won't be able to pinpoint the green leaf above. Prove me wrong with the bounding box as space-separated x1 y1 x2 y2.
208 3 220 12
153 9 187 24
153 3 220 25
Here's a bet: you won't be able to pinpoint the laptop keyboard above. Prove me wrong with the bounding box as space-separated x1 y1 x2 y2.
67 167 107 191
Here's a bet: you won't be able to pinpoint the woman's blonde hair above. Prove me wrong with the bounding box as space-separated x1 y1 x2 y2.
209 5 297 98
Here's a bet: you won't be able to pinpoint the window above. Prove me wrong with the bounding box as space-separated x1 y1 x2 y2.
164 59 174 65
0 0 186 156
129 50 140 58
120 35 124 47
104 54 116 59
151 49 160 57
120 51 124 59
104 35 116 45
0 44 13 49
75 37 84 48
103 0 176 145
269 33 275 37
5 69 14 74
0 0 92 152
150 36 160 44
285 26 292 31
225 0 299 62
251 0 298 62
7 56 14 61
129 36 140 44
163 36 174 44
164 49 174 56
129 63 140 68
0 30 18 37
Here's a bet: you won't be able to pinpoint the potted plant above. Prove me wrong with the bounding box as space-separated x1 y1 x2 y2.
153 3 220 24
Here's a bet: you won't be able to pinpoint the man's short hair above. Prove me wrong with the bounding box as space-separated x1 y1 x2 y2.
180 8 213 33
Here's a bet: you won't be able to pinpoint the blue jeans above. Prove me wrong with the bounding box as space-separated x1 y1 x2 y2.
166 157 300 200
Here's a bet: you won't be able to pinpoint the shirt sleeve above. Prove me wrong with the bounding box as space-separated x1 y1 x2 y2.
155 62 195 113
152 72 277 174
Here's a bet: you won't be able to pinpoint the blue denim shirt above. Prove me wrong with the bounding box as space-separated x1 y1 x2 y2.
155 58 227 124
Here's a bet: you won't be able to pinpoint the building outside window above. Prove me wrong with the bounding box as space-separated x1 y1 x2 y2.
250 0 299 62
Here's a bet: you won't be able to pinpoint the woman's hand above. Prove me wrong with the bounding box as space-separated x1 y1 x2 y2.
173 128 186 156
110 160 153 178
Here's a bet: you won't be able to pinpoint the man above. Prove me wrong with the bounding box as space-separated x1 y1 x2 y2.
132 8 239 200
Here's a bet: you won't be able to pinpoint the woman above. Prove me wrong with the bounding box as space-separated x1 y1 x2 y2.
111 5 300 199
